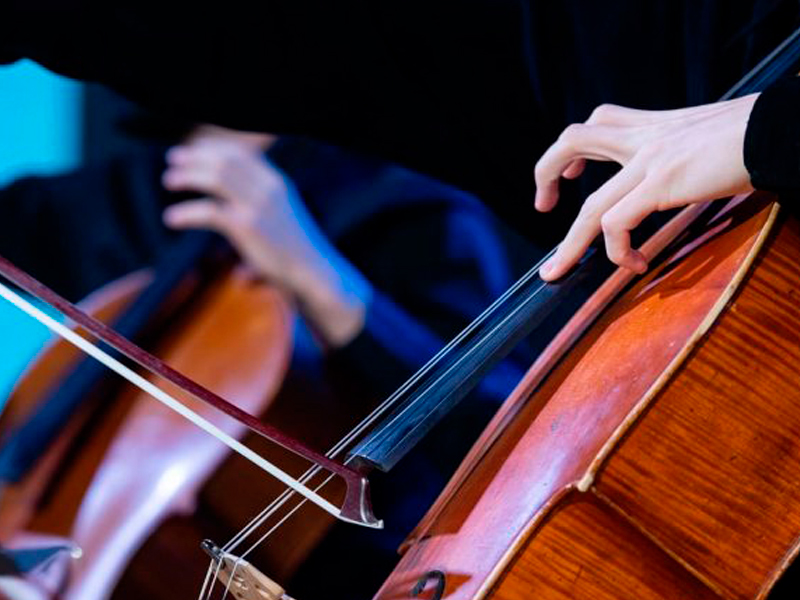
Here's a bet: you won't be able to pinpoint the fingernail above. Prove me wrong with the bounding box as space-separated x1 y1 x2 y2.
632 251 648 274
540 261 554 278
632 259 647 274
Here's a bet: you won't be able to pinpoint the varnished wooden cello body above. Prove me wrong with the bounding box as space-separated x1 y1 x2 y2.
0 239 295 599
359 22 800 600
6 22 800 600
374 195 800 599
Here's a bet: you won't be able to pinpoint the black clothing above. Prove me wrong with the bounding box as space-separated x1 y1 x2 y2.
0 149 173 302
3 1 798 238
745 76 800 192
0 138 542 598
0 136 540 427
0 138 537 402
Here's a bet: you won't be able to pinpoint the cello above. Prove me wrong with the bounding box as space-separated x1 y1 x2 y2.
0 131 536 600
372 24 800 600
7 16 791 600
0 229 295 599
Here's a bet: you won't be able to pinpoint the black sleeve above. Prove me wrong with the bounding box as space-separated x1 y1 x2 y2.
316 184 539 409
744 76 800 193
0 148 175 300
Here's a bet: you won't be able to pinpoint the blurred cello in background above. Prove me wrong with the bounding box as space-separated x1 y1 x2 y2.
0 230 296 599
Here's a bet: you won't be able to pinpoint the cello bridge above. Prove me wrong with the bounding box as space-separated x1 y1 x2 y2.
202 540 296 600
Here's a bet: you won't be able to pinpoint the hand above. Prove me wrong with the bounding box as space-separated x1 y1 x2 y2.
183 124 277 153
535 94 759 281
161 131 371 347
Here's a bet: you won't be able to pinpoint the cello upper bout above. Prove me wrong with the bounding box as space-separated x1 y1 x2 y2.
377 195 800 600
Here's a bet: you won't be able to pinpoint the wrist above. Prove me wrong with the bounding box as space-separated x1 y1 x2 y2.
285 256 372 348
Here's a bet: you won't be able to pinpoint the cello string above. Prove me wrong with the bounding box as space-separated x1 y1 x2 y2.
206 468 334 600
199 248 562 600
344 246 560 439
209 246 564 584
205 470 341 600
226 262 555 556
209 468 342 600
218 466 326 557
349 266 564 454
202 549 235 600
216 246 559 551
238 466 343 561
198 562 219 600
208 23 800 595
219 557 238 600
205 246 558 562
319 245 560 461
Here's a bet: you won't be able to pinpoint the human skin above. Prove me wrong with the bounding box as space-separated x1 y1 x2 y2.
161 126 371 347
535 94 759 281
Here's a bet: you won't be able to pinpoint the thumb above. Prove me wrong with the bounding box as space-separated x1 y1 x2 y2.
163 199 228 232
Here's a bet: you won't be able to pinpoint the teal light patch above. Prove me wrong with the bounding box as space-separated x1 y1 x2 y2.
0 60 82 186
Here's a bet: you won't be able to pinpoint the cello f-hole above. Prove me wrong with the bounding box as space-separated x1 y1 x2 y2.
411 570 446 600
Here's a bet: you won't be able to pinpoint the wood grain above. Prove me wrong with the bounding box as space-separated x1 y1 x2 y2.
596 216 800 600
376 197 800 600
491 493 720 600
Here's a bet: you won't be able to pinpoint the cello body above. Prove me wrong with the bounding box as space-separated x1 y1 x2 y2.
376 194 800 600
0 263 294 599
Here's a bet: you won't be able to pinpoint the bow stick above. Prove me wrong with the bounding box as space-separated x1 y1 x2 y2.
0 254 381 529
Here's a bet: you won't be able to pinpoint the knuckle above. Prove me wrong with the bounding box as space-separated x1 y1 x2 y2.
600 211 619 233
588 103 619 124
215 159 235 183
220 153 238 172
606 245 626 265
218 210 245 233
233 206 260 229
559 123 586 148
